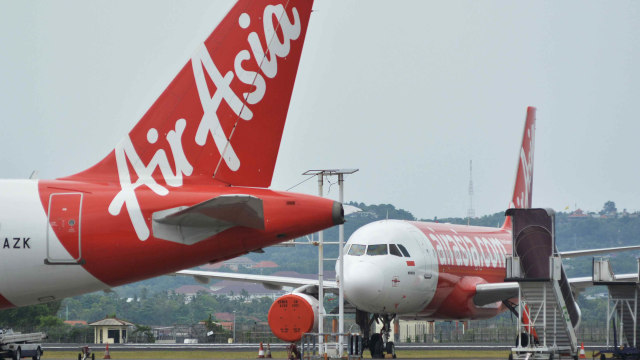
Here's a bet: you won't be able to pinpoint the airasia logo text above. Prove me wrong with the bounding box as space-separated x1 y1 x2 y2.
109 4 301 241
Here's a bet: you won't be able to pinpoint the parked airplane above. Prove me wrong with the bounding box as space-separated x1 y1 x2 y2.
0 0 346 309
178 107 640 358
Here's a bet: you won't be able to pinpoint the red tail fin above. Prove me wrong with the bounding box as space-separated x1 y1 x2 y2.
64 0 314 187
502 107 536 230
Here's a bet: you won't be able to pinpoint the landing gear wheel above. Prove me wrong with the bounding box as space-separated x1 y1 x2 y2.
516 332 529 347
385 341 396 359
369 333 384 359
13 348 21 360
32 347 41 360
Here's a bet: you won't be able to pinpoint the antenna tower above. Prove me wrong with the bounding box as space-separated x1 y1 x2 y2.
467 160 475 219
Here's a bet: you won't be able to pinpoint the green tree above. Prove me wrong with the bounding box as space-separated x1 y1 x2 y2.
131 324 154 343
600 201 617 215
0 300 62 329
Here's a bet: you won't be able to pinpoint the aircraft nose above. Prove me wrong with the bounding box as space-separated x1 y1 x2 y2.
332 201 345 225
344 262 384 306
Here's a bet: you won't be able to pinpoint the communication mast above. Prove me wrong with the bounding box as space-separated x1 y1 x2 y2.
467 160 475 221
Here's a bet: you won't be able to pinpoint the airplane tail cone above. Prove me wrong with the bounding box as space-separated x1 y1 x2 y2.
579 342 586 359
257 342 265 358
103 343 112 359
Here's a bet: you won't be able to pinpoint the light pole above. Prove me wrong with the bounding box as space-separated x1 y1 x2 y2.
233 310 236 343
302 168 358 357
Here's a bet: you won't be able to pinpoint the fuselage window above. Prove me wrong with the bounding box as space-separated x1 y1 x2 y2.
367 244 388 256
348 244 366 256
397 244 411 257
389 244 403 257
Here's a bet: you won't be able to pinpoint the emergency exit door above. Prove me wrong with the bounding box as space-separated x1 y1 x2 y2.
45 193 84 265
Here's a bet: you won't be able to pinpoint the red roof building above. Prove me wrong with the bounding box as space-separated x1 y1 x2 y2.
253 261 278 269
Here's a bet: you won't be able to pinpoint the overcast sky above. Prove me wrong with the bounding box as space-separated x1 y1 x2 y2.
1 1 639 220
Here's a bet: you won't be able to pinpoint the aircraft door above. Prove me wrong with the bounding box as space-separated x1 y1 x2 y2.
45 193 84 265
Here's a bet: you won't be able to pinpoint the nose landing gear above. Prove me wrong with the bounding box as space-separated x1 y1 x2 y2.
356 310 397 359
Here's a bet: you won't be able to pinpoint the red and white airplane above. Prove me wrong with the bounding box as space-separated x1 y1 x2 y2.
0 0 346 309
179 107 640 357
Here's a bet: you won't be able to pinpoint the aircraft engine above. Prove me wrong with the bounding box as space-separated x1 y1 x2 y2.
268 293 319 342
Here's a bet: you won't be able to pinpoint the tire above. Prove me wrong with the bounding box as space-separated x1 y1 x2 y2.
369 334 384 359
508 354 513 360
78 353 82 360
516 332 529 347
600 354 606 360
385 341 396 359
92 354 95 360
13 347 21 360
32 347 41 360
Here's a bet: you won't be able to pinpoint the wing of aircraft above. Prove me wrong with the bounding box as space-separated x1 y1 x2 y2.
176 269 337 291
473 244 640 306
473 273 639 306
177 241 640 326
559 245 640 258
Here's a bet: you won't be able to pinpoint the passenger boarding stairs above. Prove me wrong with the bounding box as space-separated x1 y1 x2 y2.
593 258 640 348
505 208 578 359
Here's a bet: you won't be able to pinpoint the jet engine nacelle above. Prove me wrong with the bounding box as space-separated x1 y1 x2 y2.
268 293 319 342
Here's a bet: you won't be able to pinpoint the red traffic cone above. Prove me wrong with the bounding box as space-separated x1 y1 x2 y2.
266 343 272 358
579 342 586 359
257 342 265 358
103 343 112 359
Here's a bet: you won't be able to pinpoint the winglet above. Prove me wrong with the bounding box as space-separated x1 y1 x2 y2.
503 107 536 230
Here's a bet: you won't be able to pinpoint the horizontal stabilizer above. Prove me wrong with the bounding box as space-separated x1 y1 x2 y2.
152 195 264 245
476 273 640 306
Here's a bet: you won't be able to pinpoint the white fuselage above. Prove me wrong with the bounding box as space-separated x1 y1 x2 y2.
0 180 107 307
342 220 439 314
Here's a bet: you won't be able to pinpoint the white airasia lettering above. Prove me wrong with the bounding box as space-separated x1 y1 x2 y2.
485 238 498 267
110 5 302 240
515 123 535 208
444 235 460 265
234 50 266 105
430 234 507 269
193 6 301 171
109 120 193 240
464 236 480 267
453 235 470 266
430 234 448 265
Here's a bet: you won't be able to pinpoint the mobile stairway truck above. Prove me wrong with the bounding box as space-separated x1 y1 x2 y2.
0 329 45 360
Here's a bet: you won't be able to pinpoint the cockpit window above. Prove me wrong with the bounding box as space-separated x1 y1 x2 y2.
348 244 366 256
367 244 388 256
389 244 403 257
397 244 411 257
